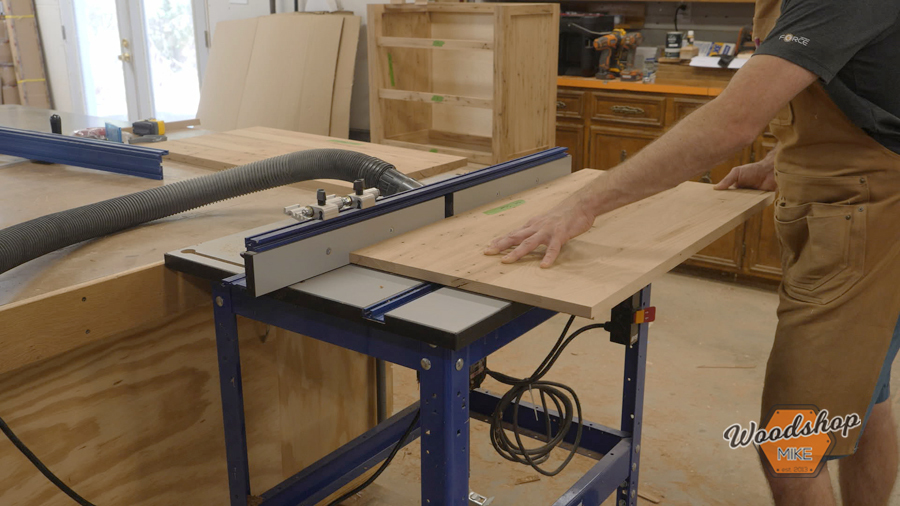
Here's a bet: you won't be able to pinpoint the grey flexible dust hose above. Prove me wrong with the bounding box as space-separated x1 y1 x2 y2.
0 149 423 276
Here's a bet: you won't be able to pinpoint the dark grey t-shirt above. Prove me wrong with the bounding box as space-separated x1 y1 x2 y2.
755 0 900 154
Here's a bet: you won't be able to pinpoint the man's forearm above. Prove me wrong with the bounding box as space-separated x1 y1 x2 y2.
572 55 816 218
579 94 759 217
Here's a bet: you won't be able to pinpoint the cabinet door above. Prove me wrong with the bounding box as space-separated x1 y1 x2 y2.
686 149 748 272
557 122 585 172
743 138 781 280
672 97 747 272
589 127 657 170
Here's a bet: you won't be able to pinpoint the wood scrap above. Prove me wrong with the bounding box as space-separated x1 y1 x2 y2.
514 475 541 485
638 487 664 504
696 365 757 369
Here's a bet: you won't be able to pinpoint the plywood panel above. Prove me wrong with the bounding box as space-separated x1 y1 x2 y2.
352 170 774 318
0 160 314 306
154 126 468 193
330 15 361 139
0 305 378 506
237 15 342 134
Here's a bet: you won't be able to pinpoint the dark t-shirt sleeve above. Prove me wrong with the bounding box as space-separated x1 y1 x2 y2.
755 0 900 83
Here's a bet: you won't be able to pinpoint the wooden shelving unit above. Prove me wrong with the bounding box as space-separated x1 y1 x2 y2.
367 2 559 164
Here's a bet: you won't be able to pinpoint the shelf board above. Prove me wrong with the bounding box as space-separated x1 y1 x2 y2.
378 36 494 51
379 89 493 109
384 129 493 164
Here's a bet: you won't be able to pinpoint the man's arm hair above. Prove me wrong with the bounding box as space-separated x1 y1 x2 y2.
579 55 817 217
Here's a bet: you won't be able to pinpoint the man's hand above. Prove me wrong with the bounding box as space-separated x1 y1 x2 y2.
714 144 778 191
483 197 595 268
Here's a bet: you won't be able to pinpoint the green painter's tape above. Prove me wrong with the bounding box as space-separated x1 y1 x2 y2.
484 199 526 215
388 53 396 87
432 40 445 47
431 95 444 103
328 139 363 146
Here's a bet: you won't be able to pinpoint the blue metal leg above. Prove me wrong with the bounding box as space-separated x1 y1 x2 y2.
617 285 652 506
213 283 252 506
419 352 471 506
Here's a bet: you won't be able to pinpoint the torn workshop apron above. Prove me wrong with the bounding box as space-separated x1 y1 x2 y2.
754 0 900 456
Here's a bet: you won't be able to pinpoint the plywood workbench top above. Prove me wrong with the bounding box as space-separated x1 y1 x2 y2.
0 159 317 306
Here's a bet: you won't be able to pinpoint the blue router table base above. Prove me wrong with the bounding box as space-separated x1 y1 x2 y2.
212 277 652 506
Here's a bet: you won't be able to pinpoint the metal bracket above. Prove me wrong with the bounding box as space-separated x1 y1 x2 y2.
469 491 494 506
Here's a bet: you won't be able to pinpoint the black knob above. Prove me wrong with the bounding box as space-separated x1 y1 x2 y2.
354 179 365 196
317 189 326 206
50 114 62 134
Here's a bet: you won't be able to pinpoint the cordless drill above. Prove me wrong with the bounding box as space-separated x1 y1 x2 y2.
593 29 643 80
593 28 625 79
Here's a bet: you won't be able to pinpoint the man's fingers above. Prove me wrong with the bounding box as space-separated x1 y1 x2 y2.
501 233 548 264
484 228 533 255
714 167 739 190
540 237 564 268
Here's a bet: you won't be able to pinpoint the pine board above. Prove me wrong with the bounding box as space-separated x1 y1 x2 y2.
154 126 468 193
351 169 774 318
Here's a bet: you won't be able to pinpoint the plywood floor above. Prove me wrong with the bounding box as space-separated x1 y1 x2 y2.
336 273 900 505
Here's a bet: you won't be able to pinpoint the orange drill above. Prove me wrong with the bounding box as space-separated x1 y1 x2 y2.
593 28 625 79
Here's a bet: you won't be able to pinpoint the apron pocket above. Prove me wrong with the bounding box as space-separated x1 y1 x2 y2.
775 202 866 304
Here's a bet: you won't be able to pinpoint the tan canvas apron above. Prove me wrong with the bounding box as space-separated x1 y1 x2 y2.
754 0 900 456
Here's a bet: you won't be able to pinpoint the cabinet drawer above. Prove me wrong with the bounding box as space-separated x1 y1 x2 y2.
673 97 709 122
591 92 666 128
556 89 585 120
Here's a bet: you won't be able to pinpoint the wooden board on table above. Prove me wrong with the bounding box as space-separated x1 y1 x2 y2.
351 169 774 318
154 126 468 193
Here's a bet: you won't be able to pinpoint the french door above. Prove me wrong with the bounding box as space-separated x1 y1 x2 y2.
61 0 209 122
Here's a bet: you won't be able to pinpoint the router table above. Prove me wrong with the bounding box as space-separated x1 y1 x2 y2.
166 148 773 506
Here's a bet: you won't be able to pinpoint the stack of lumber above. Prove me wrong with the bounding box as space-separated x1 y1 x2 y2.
197 12 359 138
0 0 50 107
153 126 468 194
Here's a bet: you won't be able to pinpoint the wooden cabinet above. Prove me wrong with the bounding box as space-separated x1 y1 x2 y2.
589 127 655 171
556 123 585 172
743 137 782 280
556 89 588 171
555 85 781 283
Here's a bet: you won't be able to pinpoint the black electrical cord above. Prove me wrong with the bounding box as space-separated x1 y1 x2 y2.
0 414 96 506
486 316 608 476
674 4 687 33
566 23 612 37
326 409 421 506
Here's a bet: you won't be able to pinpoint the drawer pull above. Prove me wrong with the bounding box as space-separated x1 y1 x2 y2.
611 105 645 116
557 100 566 109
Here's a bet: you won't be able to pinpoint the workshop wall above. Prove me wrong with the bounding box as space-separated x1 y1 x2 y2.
34 1 755 133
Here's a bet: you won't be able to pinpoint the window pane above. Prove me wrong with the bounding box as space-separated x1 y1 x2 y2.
142 0 200 121
72 0 128 120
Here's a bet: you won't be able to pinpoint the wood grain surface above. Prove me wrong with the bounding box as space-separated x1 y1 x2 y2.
352 169 774 318
0 306 379 506
154 126 468 193
0 158 315 306
0 156 386 504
